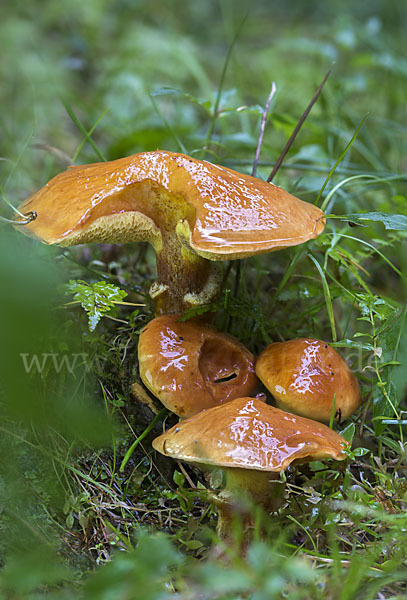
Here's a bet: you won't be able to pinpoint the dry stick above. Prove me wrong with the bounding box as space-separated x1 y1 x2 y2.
232 83 277 300
268 68 331 182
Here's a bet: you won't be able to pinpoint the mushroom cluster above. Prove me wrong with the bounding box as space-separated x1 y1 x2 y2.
15 150 361 545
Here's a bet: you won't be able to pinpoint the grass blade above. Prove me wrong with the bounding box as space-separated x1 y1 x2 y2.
149 93 188 154
61 98 107 162
201 16 247 158
308 252 337 342
120 407 168 472
72 109 109 162
268 68 331 182
314 116 367 206
252 82 276 177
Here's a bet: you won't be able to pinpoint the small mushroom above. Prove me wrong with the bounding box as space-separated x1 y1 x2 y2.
138 315 258 418
152 396 347 542
16 151 325 314
256 338 361 422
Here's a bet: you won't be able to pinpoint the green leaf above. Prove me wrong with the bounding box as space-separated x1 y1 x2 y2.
340 422 355 443
353 447 370 457
173 470 185 487
345 212 407 230
66 280 127 332
66 512 74 529
331 339 374 351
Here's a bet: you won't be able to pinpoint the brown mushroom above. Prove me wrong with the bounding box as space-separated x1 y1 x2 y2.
138 315 258 418
16 151 325 314
256 338 361 422
152 396 348 541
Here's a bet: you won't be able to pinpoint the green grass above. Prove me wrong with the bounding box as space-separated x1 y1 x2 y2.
0 1 406 598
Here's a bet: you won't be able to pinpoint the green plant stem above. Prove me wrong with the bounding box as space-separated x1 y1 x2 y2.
308 253 337 342
120 407 168 472
268 68 331 182
201 16 246 158
61 98 107 162
314 116 367 206
369 306 400 421
149 93 188 154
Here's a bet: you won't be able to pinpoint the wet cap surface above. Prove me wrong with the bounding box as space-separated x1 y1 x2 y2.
256 338 361 422
17 151 325 257
153 396 348 471
139 316 258 418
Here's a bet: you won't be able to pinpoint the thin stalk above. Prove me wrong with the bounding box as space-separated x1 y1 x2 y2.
324 233 403 278
0 210 37 225
320 174 391 213
227 160 406 180
314 116 367 206
0 183 36 220
120 407 168 472
369 306 400 421
201 16 246 158
234 83 276 299
72 108 109 162
308 253 337 342
2 129 34 193
149 93 188 154
61 98 107 162
252 83 277 177
268 246 302 311
268 69 331 182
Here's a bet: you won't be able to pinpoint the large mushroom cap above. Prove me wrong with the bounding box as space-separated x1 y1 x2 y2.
138 315 258 418
152 397 347 471
256 338 362 422
16 150 325 257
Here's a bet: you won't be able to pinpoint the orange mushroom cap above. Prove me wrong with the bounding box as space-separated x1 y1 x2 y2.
255 338 361 422
152 396 348 470
16 150 325 257
138 315 258 418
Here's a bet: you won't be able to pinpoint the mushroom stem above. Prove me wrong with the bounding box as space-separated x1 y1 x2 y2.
152 238 220 315
211 468 284 543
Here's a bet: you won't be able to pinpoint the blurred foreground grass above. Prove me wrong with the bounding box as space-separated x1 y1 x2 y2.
0 1 406 598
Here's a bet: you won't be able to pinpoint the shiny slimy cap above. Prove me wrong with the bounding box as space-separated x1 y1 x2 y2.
256 338 361 422
152 396 348 470
16 151 325 256
138 315 258 418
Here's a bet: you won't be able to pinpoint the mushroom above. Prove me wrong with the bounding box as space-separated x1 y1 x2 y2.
152 396 348 542
16 151 325 314
256 338 361 422
138 315 258 418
